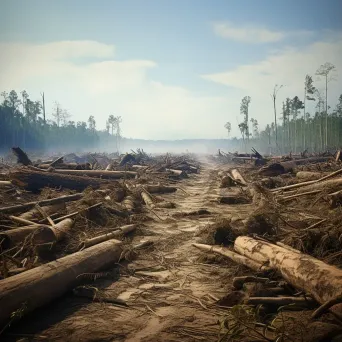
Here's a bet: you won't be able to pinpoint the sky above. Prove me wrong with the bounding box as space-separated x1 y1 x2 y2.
0 0 341 140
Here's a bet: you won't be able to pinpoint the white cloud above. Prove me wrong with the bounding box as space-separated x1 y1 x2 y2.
0 40 231 141
213 22 286 43
202 33 342 128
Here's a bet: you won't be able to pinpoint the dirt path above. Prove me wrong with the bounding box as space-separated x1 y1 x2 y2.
5 160 245 342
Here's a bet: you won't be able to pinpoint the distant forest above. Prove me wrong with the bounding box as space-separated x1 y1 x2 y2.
1 62 341 155
224 62 342 154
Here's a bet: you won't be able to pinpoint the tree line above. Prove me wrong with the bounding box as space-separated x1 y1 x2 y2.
0 90 122 153
224 62 342 154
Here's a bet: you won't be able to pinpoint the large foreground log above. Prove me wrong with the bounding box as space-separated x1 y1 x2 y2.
234 236 342 314
9 168 109 192
0 193 83 215
0 239 123 326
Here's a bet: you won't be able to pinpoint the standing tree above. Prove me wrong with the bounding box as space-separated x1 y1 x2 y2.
315 62 337 147
291 96 304 152
240 96 251 143
250 118 259 138
52 102 63 127
270 84 284 148
303 75 316 148
88 115 96 133
224 122 231 138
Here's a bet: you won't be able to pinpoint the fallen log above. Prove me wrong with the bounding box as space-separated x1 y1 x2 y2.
0 239 123 326
233 276 270 290
144 185 177 194
230 169 247 185
0 193 83 215
245 296 315 307
37 162 91 170
141 191 155 208
192 243 271 272
271 167 342 193
79 224 137 249
18 203 66 221
219 196 251 205
9 168 109 192
51 169 137 179
122 196 136 213
296 171 329 181
258 161 297 177
0 218 74 249
234 236 342 315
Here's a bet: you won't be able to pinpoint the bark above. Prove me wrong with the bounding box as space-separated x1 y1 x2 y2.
230 169 248 185
0 218 73 249
9 168 108 192
42 169 137 179
0 239 123 326
232 276 270 290
144 185 177 194
79 224 137 249
0 193 83 215
192 243 271 272
234 236 342 314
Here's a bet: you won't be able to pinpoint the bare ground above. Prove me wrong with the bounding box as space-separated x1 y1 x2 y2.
2 161 269 342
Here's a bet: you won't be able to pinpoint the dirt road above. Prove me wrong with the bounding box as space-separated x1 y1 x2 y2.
5 160 247 342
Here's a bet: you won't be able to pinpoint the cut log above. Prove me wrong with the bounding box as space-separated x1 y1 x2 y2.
166 169 188 178
234 236 342 314
144 185 177 194
141 191 155 208
271 168 342 193
38 162 91 170
0 193 83 215
0 239 123 326
259 161 297 177
9 168 109 192
18 203 66 221
296 171 329 181
79 224 137 249
0 218 73 249
49 169 137 179
192 243 271 272
230 169 247 185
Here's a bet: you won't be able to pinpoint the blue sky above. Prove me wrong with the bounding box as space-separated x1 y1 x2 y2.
1 0 341 139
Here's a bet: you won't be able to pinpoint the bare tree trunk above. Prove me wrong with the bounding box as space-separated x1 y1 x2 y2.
234 236 342 315
0 239 123 326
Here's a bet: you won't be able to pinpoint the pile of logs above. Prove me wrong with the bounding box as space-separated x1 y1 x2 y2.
0 148 199 328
